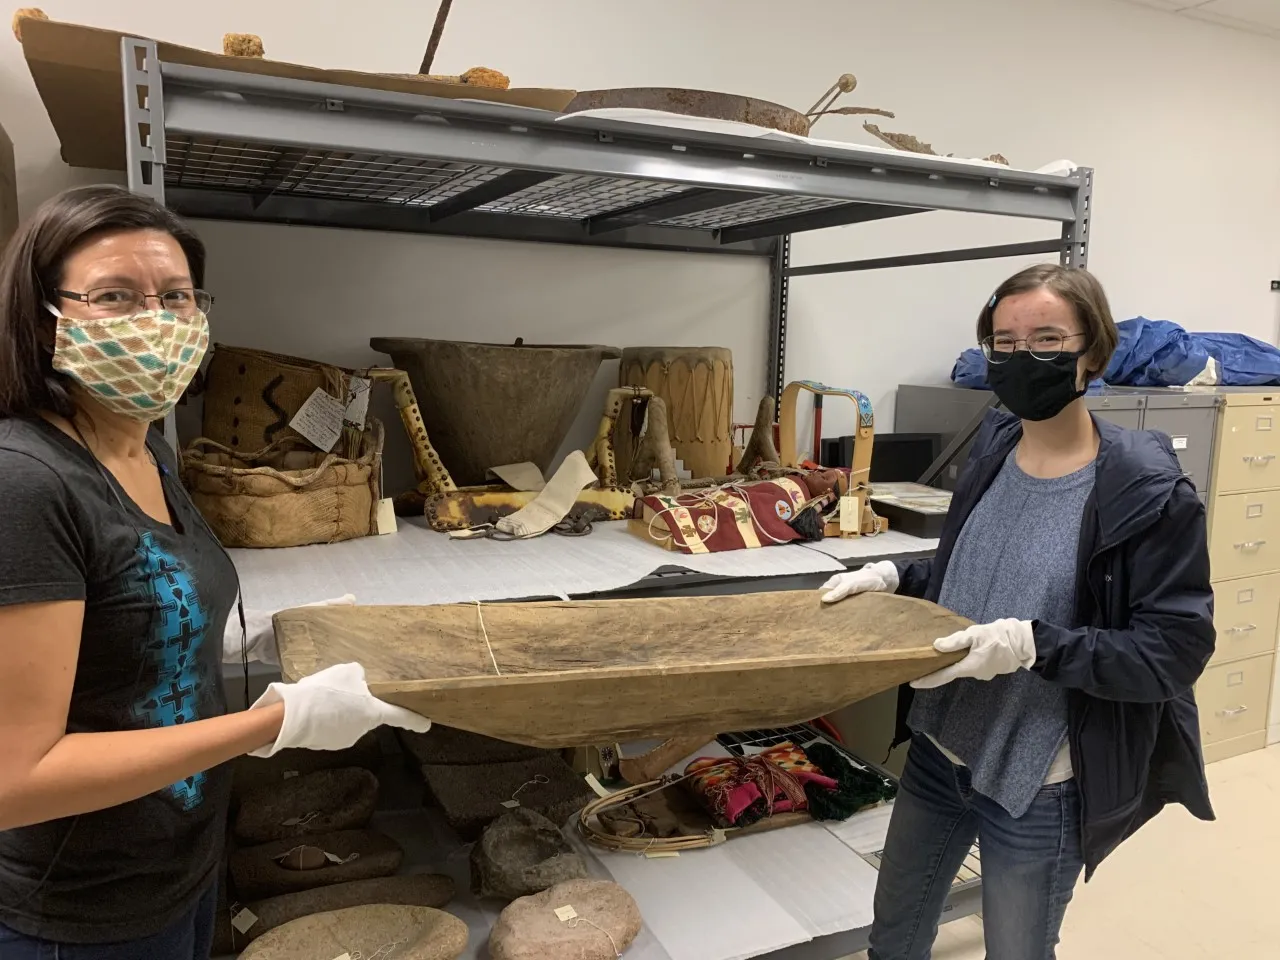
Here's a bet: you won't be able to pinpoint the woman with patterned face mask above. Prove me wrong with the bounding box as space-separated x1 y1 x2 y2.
0 186 430 959
821 264 1215 959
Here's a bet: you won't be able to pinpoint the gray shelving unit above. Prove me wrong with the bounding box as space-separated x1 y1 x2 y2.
111 35 1081 959
119 38 1092 404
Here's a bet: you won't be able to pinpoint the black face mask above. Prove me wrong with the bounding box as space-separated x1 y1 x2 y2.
986 350 1085 422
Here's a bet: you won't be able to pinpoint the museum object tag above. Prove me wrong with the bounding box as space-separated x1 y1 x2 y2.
343 375 371 428
645 850 681 859
555 905 579 922
376 498 398 535
289 388 346 452
231 907 259 935
584 773 611 798
839 493 860 534
501 799 522 809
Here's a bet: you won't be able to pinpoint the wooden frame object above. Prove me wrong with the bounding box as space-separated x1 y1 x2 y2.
274 591 966 748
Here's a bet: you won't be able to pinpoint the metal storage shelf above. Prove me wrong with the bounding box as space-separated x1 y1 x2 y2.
120 38 1092 400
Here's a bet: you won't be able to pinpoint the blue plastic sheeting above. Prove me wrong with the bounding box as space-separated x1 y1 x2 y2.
951 317 1280 389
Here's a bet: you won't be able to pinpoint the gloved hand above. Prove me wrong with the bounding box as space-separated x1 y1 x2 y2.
248 662 431 756
224 595 357 666
910 619 1037 689
820 560 900 604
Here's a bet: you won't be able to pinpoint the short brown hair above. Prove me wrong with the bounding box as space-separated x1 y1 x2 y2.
0 184 206 418
977 264 1118 382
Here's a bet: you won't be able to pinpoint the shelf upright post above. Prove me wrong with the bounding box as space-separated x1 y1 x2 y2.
1060 167 1092 269
767 235 791 411
120 37 176 448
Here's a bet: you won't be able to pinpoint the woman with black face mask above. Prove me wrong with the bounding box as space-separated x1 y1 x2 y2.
821 264 1215 960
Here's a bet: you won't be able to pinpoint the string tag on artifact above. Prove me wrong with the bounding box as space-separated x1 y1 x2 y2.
375 498 397 535
289 387 346 452
560 909 624 959
281 811 319 830
839 493 861 535
645 850 681 859
503 773 551 808
325 850 360 865
710 828 728 845
343 375 372 429
230 905 259 935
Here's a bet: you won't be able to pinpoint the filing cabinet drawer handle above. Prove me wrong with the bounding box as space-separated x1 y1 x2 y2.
1234 541 1267 550
1243 455 1277 464
1225 624 1258 634
1217 706 1249 718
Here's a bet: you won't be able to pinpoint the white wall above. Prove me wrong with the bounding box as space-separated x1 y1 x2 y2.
2 0 1278 471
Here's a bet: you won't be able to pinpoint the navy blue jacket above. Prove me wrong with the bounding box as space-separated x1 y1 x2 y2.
893 410 1215 879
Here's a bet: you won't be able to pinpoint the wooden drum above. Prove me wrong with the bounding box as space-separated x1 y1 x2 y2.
620 347 733 479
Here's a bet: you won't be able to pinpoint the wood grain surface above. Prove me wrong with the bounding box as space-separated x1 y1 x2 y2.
274 591 967 747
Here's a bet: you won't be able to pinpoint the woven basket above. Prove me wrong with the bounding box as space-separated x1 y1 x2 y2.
201 344 355 456
181 420 383 548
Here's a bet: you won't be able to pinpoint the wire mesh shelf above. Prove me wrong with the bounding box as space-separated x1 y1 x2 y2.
162 134 890 234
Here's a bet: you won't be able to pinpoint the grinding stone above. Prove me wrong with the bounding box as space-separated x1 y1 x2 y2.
489 879 642 960
420 755 596 842
236 874 456 946
229 732 382 805
229 829 402 900
470 808 588 901
398 726 548 766
239 904 468 960
234 767 380 843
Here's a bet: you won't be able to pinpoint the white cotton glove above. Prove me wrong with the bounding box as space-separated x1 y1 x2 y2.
248 662 431 757
820 560 900 604
910 619 1037 689
224 595 357 666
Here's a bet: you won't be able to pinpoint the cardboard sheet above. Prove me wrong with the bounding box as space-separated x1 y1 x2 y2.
227 517 858 609
20 17 576 171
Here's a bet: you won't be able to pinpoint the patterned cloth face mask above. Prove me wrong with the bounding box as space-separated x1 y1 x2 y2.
46 303 209 421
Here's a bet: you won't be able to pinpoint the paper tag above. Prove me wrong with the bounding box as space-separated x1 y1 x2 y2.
332 954 352 960
343 375 371 428
289 388 346 452
839 494 860 533
584 773 611 798
501 800 522 809
644 850 681 859
325 851 356 864
283 770 299 779
1171 436 1188 450
231 907 259 935
710 828 728 845
375 498 398 535
555 905 579 922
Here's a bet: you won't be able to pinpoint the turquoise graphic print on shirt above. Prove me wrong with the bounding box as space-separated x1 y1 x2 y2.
131 531 210 810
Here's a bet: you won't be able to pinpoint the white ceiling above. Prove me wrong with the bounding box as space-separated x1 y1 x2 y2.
1118 0 1280 37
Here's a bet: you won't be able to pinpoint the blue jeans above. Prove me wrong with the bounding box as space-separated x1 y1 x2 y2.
0 882 216 960
868 736 1084 960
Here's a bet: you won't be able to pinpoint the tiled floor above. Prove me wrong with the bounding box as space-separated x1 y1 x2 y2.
848 744 1280 959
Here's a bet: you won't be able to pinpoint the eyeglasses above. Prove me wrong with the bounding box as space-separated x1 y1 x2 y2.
981 332 1086 363
55 287 214 318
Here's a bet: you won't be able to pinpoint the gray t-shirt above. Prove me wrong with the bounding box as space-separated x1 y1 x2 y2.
909 449 1095 818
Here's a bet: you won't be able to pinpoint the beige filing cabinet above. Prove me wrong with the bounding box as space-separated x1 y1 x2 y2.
1201 391 1280 763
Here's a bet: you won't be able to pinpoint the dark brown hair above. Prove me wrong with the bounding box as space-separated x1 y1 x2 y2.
0 184 207 418
977 263 1119 382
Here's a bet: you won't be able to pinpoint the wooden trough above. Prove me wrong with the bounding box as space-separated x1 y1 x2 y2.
273 591 967 747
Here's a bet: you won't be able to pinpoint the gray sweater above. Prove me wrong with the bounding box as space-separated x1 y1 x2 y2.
909 449 1095 818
